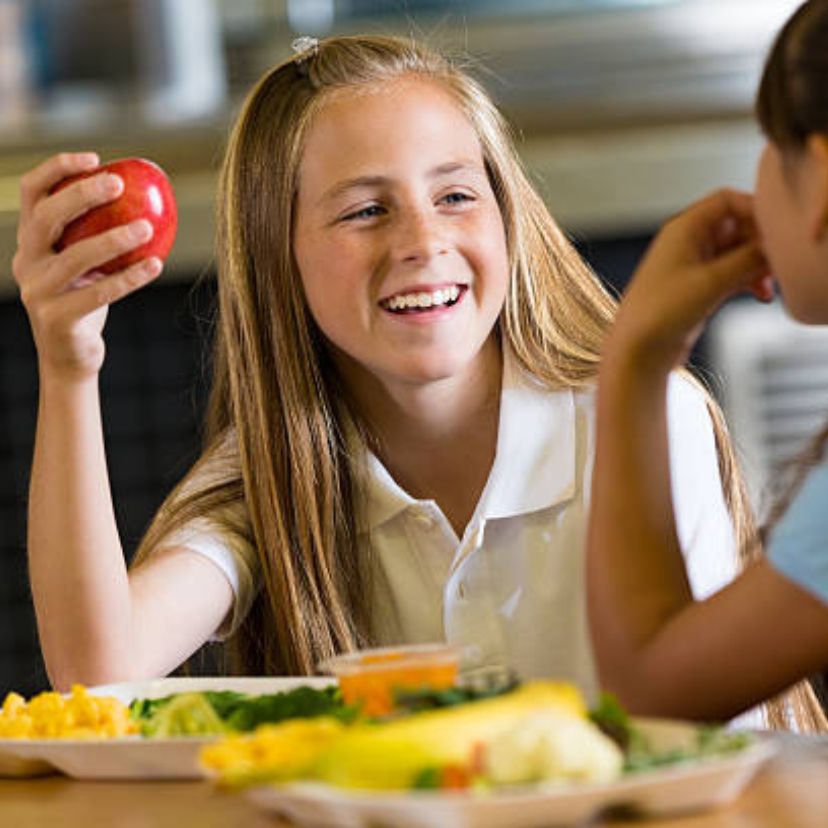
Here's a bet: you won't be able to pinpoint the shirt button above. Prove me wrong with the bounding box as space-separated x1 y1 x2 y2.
413 510 435 529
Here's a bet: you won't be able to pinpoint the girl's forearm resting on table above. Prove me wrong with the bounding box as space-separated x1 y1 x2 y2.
588 350 828 720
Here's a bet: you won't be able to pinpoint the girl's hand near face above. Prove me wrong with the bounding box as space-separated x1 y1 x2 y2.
590 189 798 719
12 152 163 383
606 189 774 374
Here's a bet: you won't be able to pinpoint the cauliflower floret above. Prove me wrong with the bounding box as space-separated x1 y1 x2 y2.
486 710 623 786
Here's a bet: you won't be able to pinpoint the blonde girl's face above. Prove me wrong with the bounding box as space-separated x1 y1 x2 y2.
293 77 510 394
755 139 828 323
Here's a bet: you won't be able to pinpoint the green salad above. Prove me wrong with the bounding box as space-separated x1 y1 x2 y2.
589 692 752 773
198 682 758 792
129 685 356 737
130 681 753 782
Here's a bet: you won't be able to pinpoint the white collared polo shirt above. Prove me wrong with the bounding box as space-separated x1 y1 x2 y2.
357 351 736 703
165 350 736 705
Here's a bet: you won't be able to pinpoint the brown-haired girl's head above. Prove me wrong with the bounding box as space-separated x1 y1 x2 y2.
757 0 828 149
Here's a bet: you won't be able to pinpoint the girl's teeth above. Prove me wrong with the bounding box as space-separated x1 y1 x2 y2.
384 286 461 312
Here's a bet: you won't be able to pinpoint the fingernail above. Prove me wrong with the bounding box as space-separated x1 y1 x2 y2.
144 257 162 276
77 152 99 168
129 219 153 242
100 174 123 196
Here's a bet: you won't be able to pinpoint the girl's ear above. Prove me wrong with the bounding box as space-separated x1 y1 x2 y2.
806 133 828 242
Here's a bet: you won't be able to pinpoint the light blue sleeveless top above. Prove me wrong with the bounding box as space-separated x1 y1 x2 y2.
768 453 828 605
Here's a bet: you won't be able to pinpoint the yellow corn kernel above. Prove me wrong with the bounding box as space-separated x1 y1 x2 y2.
0 685 136 740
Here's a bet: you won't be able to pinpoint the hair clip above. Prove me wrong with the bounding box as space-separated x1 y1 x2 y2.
291 36 319 78
292 36 319 61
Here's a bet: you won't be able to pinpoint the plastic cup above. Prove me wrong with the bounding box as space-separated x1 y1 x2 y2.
319 644 460 717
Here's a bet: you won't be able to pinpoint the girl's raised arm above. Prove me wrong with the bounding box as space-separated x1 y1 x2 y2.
587 190 828 720
13 153 232 689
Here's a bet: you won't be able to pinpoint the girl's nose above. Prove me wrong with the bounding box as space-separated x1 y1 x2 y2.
393 209 447 264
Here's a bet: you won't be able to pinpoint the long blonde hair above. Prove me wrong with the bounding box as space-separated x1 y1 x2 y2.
133 34 810 727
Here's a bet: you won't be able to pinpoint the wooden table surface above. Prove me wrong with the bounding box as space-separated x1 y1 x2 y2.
1 741 826 827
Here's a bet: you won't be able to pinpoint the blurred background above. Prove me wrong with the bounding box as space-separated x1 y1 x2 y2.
0 0 823 696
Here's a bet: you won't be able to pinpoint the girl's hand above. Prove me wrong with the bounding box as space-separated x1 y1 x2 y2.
11 152 164 383
607 189 773 372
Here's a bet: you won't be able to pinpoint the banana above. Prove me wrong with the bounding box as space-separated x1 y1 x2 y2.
312 681 621 789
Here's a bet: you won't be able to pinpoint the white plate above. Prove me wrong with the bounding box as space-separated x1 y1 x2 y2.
0 676 334 780
244 719 777 828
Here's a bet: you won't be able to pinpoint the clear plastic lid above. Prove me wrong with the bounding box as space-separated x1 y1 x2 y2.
318 643 459 677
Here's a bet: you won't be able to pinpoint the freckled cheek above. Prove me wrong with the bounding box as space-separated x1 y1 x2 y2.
311 258 386 334
463 212 509 264
472 221 510 294
299 236 374 293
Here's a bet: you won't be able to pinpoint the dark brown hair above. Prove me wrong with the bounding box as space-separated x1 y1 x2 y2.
756 0 828 149
755 0 828 730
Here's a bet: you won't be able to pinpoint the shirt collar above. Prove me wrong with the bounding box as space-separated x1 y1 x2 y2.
355 345 577 532
479 347 576 520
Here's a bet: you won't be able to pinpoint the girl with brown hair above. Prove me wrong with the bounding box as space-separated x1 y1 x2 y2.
588 0 828 730
14 34 757 715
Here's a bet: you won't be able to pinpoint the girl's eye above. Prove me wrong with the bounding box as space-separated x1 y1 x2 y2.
341 204 386 222
440 191 474 206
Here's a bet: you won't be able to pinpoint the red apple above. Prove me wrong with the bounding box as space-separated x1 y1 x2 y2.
52 157 177 275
